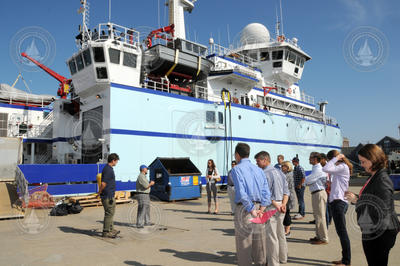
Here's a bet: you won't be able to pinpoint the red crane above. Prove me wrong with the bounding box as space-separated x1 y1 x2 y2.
146 24 175 48
21 52 72 99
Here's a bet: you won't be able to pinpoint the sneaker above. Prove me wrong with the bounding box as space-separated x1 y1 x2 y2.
285 232 291 237
309 237 319 241
102 231 117 238
136 225 144 229
293 214 304 220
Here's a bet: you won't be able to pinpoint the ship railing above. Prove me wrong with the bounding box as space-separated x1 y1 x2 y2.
91 23 140 47
0 91 53 108
300 92 315 106
209 43 257 67
143 78 170 93
27 111 54 138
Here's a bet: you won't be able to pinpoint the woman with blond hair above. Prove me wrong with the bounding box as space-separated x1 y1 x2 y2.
323 150 353 266
345 144 400 266
281 161 296 236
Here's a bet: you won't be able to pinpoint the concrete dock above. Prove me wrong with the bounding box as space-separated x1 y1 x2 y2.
0 186 399 266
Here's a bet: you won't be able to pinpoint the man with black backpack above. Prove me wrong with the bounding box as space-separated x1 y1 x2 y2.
98 153 120 238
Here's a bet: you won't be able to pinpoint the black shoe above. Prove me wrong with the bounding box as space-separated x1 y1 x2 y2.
136 225 144 229
144 223 154 226
309 220 315 224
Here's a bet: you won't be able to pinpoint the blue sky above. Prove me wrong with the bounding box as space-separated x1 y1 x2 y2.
0 0 399 145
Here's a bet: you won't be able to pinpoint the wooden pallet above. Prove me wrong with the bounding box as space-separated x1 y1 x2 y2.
70 192 132 208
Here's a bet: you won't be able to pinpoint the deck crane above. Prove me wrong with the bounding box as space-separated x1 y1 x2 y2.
21 52 72 99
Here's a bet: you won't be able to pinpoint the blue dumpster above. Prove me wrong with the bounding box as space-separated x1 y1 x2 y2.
390 174 400 190
149 157 202 201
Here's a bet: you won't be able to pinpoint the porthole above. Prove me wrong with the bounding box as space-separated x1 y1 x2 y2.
238 115 242 120
286 123 288 127
263 119 266 124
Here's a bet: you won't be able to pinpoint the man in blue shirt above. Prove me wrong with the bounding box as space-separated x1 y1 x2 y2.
231 143 271 266
292 157 306 219
255 151 289 266
98 153 119 238
274 154 284 170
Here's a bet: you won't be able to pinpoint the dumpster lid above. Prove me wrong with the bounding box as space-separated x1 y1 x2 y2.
149 157 202 176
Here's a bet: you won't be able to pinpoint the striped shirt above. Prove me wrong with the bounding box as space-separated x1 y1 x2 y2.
263 165 290 201
293 165 305 187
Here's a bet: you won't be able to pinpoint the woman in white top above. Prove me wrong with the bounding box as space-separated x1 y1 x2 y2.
206 159 220 214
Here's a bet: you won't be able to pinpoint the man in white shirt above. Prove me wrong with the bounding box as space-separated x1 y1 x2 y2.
305 152 328 245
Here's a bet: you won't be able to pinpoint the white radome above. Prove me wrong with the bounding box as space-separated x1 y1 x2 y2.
240 23 270 45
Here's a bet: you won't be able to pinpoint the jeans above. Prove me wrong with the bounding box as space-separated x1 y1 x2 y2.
330 200 351 265
295 186 305 216
362 229 397 266
101 197 116 232
326 199 332 228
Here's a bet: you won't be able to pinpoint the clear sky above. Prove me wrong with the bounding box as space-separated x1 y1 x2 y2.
0 0 399 146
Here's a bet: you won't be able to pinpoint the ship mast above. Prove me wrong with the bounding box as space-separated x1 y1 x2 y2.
168 0 197 40
78 0 91 46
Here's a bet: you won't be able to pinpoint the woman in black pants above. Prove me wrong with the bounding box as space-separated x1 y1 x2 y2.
323 150 352 266
346 144 400 266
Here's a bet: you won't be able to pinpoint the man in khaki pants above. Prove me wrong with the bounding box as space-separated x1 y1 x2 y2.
305 152 328 244
255 151 289 266
231 143 271 266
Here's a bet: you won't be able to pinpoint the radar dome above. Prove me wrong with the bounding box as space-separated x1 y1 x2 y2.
240 23 270 46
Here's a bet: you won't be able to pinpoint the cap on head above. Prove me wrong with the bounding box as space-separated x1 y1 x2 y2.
140 165 148 171
292 157 299 162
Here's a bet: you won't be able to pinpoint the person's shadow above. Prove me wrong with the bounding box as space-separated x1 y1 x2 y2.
159 249 236 265
124 261 161 266
287 256 332 265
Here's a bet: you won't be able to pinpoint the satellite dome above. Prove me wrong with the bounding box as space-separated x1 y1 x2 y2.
240 23 270 46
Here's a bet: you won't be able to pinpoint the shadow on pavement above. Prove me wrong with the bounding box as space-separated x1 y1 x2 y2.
286 237 311 244
124 261 162 266
211 228 234 236
287 256 331 265
159 249 236 265
185 217 232 222
58 226 99 237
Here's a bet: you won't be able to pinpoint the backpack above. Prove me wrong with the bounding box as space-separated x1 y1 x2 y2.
67 200 83 214
50 203 68 216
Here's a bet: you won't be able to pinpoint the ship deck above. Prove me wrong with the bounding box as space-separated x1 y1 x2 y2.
1 185 399 266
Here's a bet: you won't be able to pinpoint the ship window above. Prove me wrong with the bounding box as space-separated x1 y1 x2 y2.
185 42 193 52
68 59 77 75
294 67 299 74
288 52 296 64
257 95 264 104
295 55 300 66
123 52 137 68
82 49 92 66
93 47 105 62
193 44 199 54
218 112 224 124
285 50 289 60
75 54 84 71
249 52 258 60
206 111 215 123
272 50 283 60
109 48 120 64
300 57 305 68
96 67 108 79
260 51 269 61
273 61 282 68
200 47 207 56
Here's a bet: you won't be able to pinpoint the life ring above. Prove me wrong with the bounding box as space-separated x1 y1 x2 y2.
277 35 285 42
